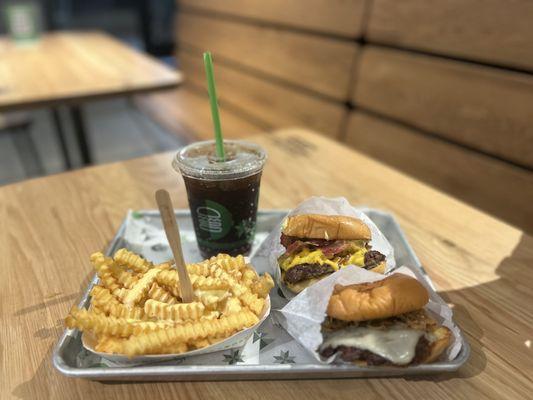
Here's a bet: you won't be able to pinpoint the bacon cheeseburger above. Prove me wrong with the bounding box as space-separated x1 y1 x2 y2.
319 274 451 366
278 214 386 293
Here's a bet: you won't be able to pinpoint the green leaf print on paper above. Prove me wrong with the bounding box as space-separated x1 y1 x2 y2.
235 219 256 240
131 210 143 219
223 349 244 365
273 350 295 364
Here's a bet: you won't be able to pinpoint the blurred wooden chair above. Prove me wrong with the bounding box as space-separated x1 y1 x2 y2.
0 112 44 178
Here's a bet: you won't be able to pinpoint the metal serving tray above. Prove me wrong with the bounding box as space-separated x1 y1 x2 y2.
53 209 470 381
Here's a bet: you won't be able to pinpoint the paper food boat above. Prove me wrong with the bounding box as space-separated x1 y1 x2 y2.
81 296 270 365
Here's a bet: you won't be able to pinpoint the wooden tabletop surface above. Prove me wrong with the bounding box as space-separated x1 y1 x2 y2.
0 31 181 111
1 129 531 399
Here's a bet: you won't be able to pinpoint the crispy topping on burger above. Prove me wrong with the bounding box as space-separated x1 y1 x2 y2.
319 274 452 366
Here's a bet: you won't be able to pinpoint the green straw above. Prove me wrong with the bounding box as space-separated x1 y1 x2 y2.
203 51 225 161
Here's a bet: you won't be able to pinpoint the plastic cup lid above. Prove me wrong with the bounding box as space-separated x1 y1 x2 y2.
173 140 267 180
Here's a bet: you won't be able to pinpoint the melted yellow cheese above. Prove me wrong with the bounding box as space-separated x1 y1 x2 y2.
280 247 367 272
321 326 424 365
346 252 365 267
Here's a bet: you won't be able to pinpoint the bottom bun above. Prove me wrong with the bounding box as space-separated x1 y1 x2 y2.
284 277 322 294
282 263 386 294
368 261 386 274
424 326 452 364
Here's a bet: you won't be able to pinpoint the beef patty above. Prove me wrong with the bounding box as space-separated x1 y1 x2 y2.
283 263 334 284
319 336 431 366
283 249 386 284
364 250 386 269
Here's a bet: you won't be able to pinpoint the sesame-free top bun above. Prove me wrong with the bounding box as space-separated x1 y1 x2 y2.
327 274 429 321
282 214 371 241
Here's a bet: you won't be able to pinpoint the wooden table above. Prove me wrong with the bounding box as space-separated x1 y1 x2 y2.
1 129 531 399
0 31 182 167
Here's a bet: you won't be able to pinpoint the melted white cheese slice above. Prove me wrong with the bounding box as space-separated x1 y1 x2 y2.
321 326 424 365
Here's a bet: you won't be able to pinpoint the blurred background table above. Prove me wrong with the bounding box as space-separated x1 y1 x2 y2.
0 31 181 167
0 128 531 400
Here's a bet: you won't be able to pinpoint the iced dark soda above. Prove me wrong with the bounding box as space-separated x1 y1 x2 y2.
173 140 266 258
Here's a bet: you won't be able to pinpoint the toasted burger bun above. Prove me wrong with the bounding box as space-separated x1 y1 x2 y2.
282 214 371 241
368 261 386 274
425 326 452 364
285 277 322 294
327 274 429 321
283 263 386 294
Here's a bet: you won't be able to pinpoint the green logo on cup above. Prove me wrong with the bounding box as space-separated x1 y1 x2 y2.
196 200 233 240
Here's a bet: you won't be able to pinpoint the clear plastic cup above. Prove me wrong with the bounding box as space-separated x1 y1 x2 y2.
173 140 267 258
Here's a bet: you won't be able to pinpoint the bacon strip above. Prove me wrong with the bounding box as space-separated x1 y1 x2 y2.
320 241 351 257
280 234 352 258
285 240 306 255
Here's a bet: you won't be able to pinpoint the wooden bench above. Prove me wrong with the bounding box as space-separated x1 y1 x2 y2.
136 0 533 233
135 87 264 142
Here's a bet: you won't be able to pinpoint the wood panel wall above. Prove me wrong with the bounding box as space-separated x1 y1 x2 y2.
354 47 533 168
177 50 346 138
136 88 264 142
177 12 358 100
346 112 533 230
351 1 533 233
179 0 367 37
367 0 533 71
171 0 533 233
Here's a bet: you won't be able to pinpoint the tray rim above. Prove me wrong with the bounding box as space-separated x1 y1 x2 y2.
52 208 470 380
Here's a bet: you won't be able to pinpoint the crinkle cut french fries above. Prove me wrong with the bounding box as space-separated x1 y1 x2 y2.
65 249 274 357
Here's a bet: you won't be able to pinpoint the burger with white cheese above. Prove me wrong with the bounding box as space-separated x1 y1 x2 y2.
278 214 387 293
319 274 451 366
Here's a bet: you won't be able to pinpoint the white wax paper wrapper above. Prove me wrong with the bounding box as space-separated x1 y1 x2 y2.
265 197 396 299
123 211 175 262
274 265 463 364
